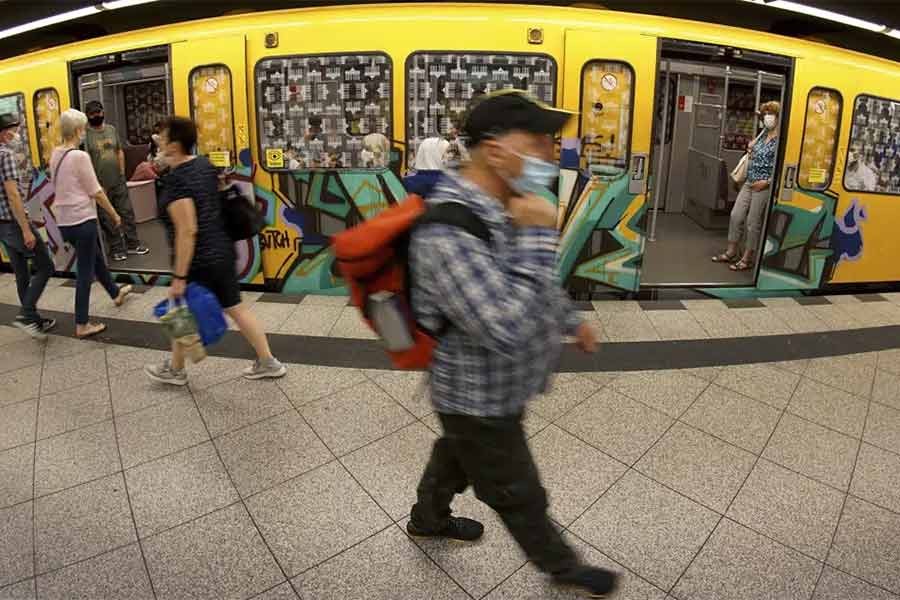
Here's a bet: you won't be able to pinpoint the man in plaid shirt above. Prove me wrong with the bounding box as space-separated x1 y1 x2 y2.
0 113 54 339
406 91 617 598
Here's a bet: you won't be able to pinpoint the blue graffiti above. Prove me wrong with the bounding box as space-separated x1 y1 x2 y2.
833 198 867 262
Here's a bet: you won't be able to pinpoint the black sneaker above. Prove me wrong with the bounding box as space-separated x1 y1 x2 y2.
111 251 128 262
127 245 150 256
11 317 47 340
39 318 57 333
553 566 619 598
407 517 484 542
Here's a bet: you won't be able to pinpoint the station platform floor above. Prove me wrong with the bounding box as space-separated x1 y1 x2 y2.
1 272 900 600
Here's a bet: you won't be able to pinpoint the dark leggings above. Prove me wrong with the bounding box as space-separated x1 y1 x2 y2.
59 219 120 325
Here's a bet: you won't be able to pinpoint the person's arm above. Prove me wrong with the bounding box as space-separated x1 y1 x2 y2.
166 197 197 298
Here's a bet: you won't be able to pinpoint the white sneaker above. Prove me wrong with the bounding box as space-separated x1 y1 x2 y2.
242 358 287 380
144 360 188 386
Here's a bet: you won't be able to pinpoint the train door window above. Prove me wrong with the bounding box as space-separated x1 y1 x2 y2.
405 52 557 169
34 88 62 169
254 53 392 171
0 92 34 193
844 94 900 195
798 87 842 191
579 61 634 171
190 65 236 166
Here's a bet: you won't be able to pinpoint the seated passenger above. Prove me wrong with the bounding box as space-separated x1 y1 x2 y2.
403 137 449 197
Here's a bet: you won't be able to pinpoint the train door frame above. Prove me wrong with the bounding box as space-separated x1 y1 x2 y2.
641 39 795 288
559 28 659 295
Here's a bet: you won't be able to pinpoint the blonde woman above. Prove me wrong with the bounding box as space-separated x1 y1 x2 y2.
50 108 132 338
713 101 781 271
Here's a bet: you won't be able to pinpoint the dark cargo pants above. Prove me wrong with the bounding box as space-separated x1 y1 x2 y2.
410 412 578 574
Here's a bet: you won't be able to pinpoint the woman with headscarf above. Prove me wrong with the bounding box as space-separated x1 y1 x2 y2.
403 136 450 197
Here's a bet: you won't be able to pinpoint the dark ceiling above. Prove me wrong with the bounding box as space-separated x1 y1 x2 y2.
0 0 897 61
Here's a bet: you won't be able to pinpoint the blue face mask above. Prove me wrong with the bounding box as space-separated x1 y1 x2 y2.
506 149 560 195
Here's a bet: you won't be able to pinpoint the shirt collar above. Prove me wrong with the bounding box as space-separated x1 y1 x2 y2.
438 171 509 228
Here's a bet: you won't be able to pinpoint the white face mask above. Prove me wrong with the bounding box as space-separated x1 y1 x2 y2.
763 114 777 130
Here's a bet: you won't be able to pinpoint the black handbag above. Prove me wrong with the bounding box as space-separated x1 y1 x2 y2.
220 185 264 241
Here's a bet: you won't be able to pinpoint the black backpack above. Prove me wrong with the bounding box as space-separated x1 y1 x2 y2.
220 185 264 241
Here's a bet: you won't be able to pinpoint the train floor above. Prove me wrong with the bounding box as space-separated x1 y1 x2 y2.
641 212 756 287
2 272 900 600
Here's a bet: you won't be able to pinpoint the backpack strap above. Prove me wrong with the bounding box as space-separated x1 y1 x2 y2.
416 202 492 244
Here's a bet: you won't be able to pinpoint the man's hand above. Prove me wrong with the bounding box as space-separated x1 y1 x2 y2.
508 194 557 229
110 211 122 229
575 321 598 353
168 277 186 300
751 180 769 192
21 227 35 250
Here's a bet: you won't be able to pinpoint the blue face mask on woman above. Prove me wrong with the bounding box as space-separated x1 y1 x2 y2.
505 148 560 195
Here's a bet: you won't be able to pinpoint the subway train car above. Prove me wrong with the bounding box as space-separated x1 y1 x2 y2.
0 2 898 300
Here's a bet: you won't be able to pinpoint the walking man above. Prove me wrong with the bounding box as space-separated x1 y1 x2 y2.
406 90 618 598
83 100 148 262
0 113 55 338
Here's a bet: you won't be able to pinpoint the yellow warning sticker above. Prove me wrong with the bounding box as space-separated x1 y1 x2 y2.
208 151 231 168
808 167 827 184
265 148 284 169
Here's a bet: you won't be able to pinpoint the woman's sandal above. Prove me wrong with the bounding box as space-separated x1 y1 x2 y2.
76 322 107 339
114 284 134 307
730 259 753 271
712 252 737 263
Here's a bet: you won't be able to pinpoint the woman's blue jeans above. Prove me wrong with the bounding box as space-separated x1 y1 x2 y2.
59 219 120 325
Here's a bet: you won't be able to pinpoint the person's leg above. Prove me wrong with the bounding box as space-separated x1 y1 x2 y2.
67 222 97 327
0 224 33 317
740 185 771 264
409 434 470 533
21 225 54 322
110 181 141 250
88 222 121 300
97 185 126 257
725 182 753 255
226 303 273 360
448 414 579 575
144 339 188 386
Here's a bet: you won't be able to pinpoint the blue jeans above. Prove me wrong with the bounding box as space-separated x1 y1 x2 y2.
59 219 120 325
0 221 53 324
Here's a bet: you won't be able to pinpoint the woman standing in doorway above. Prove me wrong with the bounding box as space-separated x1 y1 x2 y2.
713 101 781 271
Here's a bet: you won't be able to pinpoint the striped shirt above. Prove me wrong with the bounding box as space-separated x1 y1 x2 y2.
410 172 581 417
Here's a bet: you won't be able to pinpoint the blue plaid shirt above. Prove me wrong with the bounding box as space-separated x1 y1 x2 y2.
410 173 581 417
0 144 19 221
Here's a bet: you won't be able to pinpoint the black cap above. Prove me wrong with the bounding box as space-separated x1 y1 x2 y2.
0 113 19 131
462 89 575 147
85 100 103 114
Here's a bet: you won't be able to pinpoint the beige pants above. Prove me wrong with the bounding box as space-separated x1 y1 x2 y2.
728 181 770 251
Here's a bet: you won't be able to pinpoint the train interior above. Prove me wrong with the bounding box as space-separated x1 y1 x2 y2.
641 41 790 287
71 45 173 272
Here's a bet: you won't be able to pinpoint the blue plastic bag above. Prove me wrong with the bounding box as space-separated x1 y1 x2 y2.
153 283 227 347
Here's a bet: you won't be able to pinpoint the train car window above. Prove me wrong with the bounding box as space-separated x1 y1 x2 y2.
33 88 62 169
255 53 392 171
0 92 34 192
798 87 842 191
579 61 634 170
405 52 557 169
844 94 900 195
190 65 236 167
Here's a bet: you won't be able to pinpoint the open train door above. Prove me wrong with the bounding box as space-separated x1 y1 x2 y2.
171 34 251 172
558 28 657 294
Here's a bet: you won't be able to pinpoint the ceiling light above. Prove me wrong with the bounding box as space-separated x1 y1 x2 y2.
887 29 900 40
0 6 100 40
101 0 160 9
742 0 888 33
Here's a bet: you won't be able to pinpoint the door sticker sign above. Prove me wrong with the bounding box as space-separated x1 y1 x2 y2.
265 148 284 169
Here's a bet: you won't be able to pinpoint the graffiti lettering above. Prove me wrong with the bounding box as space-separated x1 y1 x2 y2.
260 229 301 254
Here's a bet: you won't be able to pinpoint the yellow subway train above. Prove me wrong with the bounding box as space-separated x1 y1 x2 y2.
0 2 898 299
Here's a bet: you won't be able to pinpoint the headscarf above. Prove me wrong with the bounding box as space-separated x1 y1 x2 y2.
414 137 450 171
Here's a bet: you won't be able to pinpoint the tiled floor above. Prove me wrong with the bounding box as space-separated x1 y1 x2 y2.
2 322 900 599
2 272 900 599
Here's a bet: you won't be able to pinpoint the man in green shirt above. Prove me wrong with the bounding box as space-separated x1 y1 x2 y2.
84 100 148 261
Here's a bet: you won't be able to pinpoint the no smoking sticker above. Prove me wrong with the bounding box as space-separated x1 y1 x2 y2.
204 78 219 94
601 73 618 91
